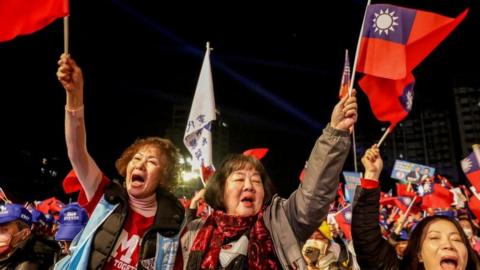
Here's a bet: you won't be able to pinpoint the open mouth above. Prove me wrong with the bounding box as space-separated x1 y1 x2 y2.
240 195 254 206
131 173 145 186
440 256 458 270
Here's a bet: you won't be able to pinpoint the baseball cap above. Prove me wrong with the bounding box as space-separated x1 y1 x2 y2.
31 209 47 227
55 203 88 241
44 214 54 224
0 203 32 226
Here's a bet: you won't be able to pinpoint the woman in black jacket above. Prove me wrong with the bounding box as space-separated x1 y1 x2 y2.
352 145 480 270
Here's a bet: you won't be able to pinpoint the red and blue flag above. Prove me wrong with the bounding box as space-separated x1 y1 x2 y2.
461 145 480 191
356 4 468 128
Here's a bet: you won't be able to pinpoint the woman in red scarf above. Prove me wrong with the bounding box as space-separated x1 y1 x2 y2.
175 94 357 270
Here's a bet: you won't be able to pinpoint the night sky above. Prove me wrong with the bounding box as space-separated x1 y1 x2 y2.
0 0 478 202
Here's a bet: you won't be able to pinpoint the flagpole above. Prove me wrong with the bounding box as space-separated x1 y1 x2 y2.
184 41 216 187
352 127 358 172
348 0 371 97
394 196 417 234
333 203 351 216
377 127 391 148
63 16 69 54
470 186 480 200
473 144 480 166
0 187 11 203
346 0 371 171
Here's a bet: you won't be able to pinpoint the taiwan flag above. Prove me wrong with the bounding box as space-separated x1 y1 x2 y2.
335 205 352 240
0 0 69 42
468 195 480 220
421 183 453 210
356 4 468 128
461 145 480 191
396 183 417 198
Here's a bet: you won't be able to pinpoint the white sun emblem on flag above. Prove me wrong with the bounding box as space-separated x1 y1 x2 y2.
423 183 432 194
345 211 352 222
461 158 473 173
373 8 399 36
401 197 411 205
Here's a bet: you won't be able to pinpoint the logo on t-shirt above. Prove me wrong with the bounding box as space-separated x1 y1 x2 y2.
108 229 140 270
105 210 155 270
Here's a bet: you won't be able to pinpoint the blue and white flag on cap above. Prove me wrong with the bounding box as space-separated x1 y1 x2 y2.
184 43 216 183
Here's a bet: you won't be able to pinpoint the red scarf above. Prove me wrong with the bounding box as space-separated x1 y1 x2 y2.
187 210 279 270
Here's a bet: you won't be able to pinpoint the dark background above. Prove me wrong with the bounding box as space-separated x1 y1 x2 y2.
0 0 478 202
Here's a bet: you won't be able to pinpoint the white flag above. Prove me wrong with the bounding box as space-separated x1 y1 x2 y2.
183 44 216 182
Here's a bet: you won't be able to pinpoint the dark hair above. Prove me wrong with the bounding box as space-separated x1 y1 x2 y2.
13 220 30 230
115 137 180 189
458 215 478 236
204 154 275 211
401 215 480 270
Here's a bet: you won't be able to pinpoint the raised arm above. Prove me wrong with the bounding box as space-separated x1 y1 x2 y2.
57 54 102 201
283 93 357 242
351 145 399 269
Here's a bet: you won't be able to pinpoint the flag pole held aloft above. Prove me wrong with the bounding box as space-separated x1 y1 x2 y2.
183 42 217 185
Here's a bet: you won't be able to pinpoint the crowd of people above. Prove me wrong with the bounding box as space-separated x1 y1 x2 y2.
0 53 478 270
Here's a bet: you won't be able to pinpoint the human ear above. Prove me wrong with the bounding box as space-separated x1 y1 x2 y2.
20 229 31 241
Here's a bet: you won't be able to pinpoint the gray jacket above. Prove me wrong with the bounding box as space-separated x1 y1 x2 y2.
179 124 351 270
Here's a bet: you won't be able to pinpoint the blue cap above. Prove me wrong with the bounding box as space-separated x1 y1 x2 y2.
435 210 456 218
31 209 47 227
399 229 409 240
0 204 32 226
55 203 88 241
44 214 54 224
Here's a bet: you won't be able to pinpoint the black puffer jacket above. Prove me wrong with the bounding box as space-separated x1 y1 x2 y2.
351 186 399 270
87 180 184 270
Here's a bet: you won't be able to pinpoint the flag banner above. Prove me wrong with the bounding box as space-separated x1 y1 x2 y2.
0 0 69 42
469 195 480 220
36 197 65 216
421 183 453 210
461 144 480 191
396 183 416 198
390 159 435 184
380 196 421 214
450 187 467 208
357 4 468 79
184 46 216 183
335 205 352 240
359 73 415 128
0 187 9 202
343 171 361 203
243 148 269 160
62 169 82 194
338 49 351 99
356 4 468 128
337 183 346 207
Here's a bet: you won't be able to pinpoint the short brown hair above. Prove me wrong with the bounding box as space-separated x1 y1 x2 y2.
204 154 275 211
115 137 180 189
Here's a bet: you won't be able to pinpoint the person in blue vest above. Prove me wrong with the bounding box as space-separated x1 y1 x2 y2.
54 53 184 270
